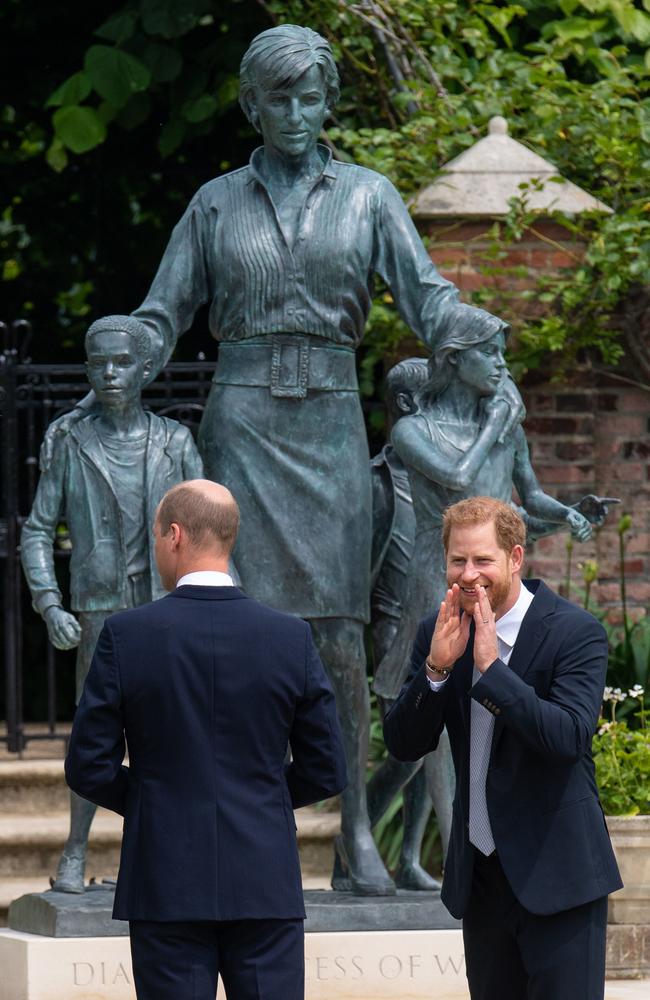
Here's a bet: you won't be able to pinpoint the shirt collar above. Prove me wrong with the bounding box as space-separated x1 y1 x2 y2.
247 143 337 186
495 581 534 650
176 571 234 588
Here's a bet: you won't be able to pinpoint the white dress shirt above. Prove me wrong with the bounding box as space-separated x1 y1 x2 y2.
176 571 234 587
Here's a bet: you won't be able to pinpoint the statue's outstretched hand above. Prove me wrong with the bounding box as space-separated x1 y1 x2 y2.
40 391 96 469
44 606 82 650
428 584 471 672
566 508 592 542
575 494 620 527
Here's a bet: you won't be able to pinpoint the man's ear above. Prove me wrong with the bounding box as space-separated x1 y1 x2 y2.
169 522 182 550
510 544 524 575
142 358 153 383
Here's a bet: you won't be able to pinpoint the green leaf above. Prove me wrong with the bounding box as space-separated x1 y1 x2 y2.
215 74 240 109
182 94 218 123
46 72 92 109
614 7 650 42
141 0 207 39
95 11 137 44
84 45 151 110
543 16 608 41
52 105 107 154
116 93 152 130
158 118 186 157
45 138 68 173
143 42 183 83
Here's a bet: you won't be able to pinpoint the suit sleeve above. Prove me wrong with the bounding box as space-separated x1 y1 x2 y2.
383 616 449 761
285 625 348 809
65 621 130 815
473 615 608 762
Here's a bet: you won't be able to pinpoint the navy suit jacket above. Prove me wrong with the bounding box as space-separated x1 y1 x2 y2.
65 585 347 922
384 580 622 919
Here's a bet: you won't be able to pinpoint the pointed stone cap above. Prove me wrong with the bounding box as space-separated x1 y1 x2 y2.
412 116 612 218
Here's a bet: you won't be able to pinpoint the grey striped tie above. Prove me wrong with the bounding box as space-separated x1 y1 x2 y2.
469 665 496 855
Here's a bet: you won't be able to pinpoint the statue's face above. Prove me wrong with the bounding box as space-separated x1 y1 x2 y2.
85 329 150 406
252 64 328 159
453 332 506 396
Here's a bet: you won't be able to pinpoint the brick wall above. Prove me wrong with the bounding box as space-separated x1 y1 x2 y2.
521 375 650 622
416 217 650 621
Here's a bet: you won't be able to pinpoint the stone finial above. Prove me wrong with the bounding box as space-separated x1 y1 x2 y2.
488 116 508 135
412 117 612 218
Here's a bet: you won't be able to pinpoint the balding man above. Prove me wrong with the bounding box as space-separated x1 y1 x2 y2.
65 480 347 1000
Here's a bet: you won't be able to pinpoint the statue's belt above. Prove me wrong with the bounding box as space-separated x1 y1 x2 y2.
213 336 358 399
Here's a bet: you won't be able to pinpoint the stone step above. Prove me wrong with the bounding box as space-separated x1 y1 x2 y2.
0 805 338 924
0 760 72 813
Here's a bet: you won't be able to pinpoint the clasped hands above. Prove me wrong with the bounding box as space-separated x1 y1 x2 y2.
427 583 499 677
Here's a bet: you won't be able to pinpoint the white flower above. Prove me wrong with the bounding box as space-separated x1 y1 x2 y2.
598 722 613 735
629 685 645 698
603 687 614 702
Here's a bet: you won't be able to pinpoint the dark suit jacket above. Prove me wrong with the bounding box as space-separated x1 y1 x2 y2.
65 585 347 922
384 579 622 919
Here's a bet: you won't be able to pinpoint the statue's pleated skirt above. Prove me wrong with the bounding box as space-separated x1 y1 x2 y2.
198 382 371 623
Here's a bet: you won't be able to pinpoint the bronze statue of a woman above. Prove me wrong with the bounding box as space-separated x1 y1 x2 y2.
51 25 518 894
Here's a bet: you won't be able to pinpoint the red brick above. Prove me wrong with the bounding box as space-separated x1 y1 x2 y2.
599 416 645 437
525 416 583 435
429 246 469 267
598 463 644 483
536 464 595 485
623 440 650 460
596 393 619 412
556 441 596 461
556 393 596 413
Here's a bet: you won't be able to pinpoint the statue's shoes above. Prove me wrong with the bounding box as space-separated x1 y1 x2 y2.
50 855 85 894
395 860 441 892
333 834 396 896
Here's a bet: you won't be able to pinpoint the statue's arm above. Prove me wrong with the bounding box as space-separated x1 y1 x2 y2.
133 190 212 377
373 177 504 352
392 401 509 491
372 177 458 348
21 441 67 616
512 429 592 540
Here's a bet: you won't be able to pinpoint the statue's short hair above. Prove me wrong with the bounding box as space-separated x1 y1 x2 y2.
157 483 240 556
85 315 151 361
239 25 340 130
442 497 526 554
384 358 429 416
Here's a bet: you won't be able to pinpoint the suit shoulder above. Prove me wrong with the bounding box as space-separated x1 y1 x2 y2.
104 596 173 632
538 586 607 640
245 599 310 635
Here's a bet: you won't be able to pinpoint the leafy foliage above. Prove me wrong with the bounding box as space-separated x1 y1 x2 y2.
2 1 648 375
593 688 649 815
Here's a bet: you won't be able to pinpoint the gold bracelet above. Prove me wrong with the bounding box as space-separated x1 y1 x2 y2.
426 657 452 679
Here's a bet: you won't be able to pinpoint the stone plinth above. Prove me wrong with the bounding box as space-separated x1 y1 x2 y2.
0 927 467 1000
8 883 127 938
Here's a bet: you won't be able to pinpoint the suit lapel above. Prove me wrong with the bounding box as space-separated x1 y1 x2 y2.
490 581 556 753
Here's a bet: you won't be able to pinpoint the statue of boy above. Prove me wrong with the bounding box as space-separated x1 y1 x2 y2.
21 315 203 893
